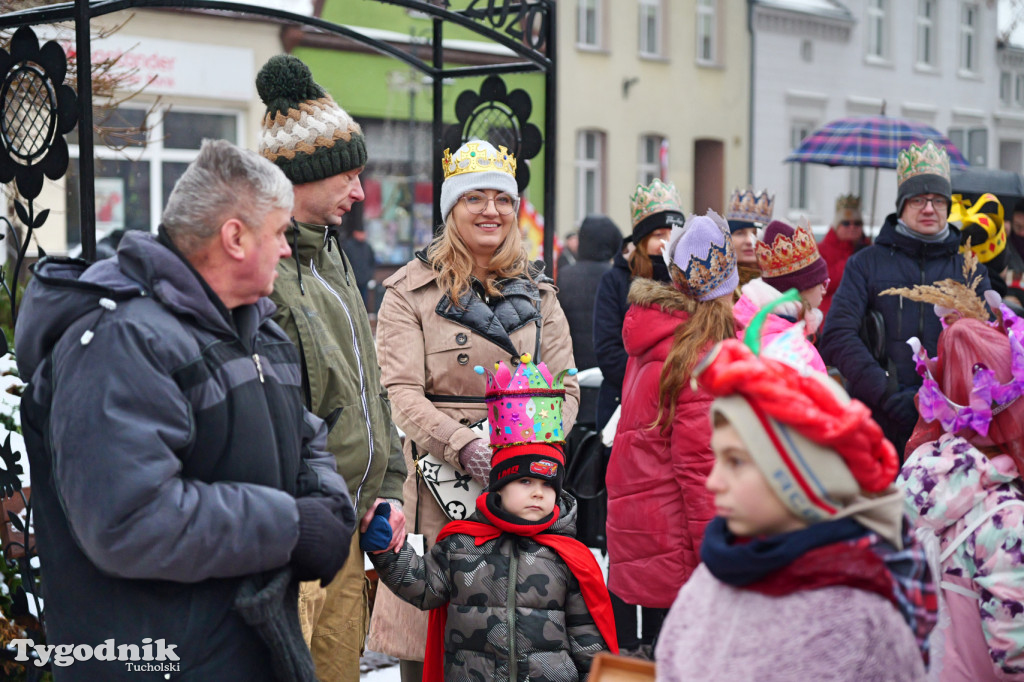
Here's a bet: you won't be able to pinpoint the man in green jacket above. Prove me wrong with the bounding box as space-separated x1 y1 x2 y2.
256 54 407 681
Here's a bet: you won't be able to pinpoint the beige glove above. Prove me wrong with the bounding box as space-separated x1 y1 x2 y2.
458 438 492 486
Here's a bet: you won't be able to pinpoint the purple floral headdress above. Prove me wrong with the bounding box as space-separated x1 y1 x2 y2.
908 296 1024 436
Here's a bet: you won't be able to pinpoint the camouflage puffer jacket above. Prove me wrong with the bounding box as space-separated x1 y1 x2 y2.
371 494 608 681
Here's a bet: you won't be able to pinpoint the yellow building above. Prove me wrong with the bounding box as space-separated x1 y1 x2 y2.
558 0 750 236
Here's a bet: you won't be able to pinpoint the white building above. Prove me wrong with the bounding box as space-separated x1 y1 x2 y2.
751 0 1001 231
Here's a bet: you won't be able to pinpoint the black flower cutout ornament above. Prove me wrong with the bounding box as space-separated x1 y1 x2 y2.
442 75 542 192
0 25 78 200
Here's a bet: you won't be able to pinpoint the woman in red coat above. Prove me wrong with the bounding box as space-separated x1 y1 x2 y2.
819 194 870 319
606 210 739 648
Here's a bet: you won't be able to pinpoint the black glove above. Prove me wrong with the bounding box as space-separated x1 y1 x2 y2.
882 388 919 431
292 497 352 587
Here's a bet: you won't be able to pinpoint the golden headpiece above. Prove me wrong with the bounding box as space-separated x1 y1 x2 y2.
835 194 861 212
897 140 950 187
442 142 517 181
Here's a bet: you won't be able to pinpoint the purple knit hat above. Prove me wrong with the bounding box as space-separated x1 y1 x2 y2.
756 220 828 292
667 210 738 301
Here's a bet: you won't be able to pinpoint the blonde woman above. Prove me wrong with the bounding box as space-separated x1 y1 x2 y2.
369 140 578 679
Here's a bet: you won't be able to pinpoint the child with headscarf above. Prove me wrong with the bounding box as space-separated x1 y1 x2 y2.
891 254 1024 680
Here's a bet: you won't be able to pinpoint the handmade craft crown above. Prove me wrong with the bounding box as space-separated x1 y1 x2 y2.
908 300 1024 438
630 179 684 228
897 139 950 186
475 354 577 449
727 188 775 225
950 193 1006 264
442 142 517 181
835 194 861 212
756 223 821 280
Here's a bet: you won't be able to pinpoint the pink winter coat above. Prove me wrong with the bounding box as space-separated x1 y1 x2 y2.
900 434 1024 680
606 279 717 608
655 564 927 681
734 279 827 374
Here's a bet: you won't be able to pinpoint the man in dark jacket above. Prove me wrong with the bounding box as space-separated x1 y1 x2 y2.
341 225 377 308
820 140 991 459
557 215 622 371
14 140 354 680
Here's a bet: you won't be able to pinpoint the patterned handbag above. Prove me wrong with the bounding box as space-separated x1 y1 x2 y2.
413 419 486 521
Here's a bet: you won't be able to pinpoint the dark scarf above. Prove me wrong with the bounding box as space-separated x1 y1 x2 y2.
701 516 937 663
651 258 671 283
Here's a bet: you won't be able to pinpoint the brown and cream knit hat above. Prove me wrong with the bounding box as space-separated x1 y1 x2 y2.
256 55 367 185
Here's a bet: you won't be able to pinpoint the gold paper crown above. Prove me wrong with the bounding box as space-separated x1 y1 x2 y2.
897 140 950 187
835 194 861 212
755 224 822 279
442 142 517 181
630 179 684 228
726 188 774 225
951 193 1006 264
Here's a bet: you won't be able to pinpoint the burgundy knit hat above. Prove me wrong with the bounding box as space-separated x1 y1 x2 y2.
756 221 829 292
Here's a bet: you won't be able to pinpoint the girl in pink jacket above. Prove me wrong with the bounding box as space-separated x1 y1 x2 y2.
894 274 1024 680
655 321 935 681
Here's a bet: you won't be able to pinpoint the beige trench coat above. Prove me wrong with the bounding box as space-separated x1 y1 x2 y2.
368 256 579 660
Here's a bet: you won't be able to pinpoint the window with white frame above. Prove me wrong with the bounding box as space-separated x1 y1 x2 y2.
949 126 987 166
577 0 602 49
1017 74 1024 105
916 0 936 67
638 134 665 185
790 123 813 210
66 105 242 250
1002 71 1013 104
867 0 889 60
696 0 717 64
960 3 978 73
639 0 663 58
576 130 605 225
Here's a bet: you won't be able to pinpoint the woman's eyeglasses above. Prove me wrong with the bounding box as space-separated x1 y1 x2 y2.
839 220 863 227
461 192 519 216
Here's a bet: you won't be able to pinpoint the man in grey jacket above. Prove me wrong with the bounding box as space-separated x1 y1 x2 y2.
15 140 354 680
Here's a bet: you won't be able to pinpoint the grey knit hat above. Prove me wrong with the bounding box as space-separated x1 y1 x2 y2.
440 140 518 221
256 55 367 185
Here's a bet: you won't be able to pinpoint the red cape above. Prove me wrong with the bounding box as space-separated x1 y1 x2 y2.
423 519 618 682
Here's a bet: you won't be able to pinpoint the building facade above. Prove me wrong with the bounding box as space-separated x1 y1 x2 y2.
558 0 751 236
30 6 289 256
751 0 1001 230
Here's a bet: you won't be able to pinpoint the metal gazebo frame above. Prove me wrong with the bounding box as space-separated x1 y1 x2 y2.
0 0 558 267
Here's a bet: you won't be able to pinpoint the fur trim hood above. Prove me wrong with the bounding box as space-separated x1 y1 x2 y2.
627 277 697 314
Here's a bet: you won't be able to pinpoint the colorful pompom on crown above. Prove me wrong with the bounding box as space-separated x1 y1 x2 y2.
726 187 774 226
474 354 577 449
442 142 517 181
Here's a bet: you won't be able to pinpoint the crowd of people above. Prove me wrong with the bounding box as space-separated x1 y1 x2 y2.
14 52 1024 682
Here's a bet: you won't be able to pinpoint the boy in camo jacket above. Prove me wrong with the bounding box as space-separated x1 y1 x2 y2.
369 355 617 681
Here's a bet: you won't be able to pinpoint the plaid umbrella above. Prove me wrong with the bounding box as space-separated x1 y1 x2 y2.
786 115 969 169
